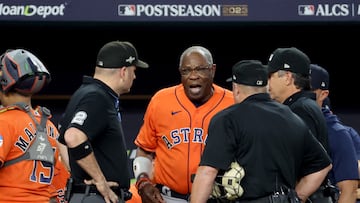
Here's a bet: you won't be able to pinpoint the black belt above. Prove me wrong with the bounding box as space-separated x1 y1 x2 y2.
156 184 190 200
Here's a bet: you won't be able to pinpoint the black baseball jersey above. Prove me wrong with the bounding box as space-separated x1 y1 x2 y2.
283 91 329 153
58 76 130 189
200 93 331 200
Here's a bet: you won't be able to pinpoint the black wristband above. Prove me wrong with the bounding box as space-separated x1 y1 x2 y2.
68 140 93 160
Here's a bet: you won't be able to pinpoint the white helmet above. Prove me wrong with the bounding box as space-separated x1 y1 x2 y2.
212 161 245 200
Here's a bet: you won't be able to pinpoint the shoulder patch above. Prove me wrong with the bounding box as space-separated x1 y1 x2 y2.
71 111 88 126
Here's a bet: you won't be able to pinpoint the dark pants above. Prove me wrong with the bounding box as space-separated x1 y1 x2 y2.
209 192 300 203
69 193 124 203
66 184 131 203
207 195 283 203
234 196 271 203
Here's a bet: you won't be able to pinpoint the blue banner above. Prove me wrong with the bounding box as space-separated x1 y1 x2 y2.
0 0 359 22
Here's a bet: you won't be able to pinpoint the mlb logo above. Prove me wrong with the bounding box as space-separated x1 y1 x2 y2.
118 5 136 16
298 5 315 15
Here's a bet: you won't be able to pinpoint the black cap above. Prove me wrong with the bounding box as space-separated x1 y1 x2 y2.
96 41 149 68
267 47 310 76
226 60 268 87
310 64 329 90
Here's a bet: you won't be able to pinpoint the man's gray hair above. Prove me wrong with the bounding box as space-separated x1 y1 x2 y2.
179 46 213 66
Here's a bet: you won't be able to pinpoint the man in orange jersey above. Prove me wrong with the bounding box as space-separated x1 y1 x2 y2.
132 45 234 203
0 48 60 203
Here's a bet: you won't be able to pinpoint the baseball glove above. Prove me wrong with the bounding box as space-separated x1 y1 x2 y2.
211 161 245 200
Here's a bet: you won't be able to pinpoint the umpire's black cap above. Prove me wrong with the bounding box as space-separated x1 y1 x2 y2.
226 60 268 87
267 47 310 76
96 41 149 69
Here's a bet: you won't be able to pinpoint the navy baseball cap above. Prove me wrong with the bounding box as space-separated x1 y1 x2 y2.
267 47 310 76
310 64 329 90
226 60 268 87
96 41 149 69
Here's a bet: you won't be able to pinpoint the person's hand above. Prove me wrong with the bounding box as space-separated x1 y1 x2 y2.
84 179 119 203
138 183 165 203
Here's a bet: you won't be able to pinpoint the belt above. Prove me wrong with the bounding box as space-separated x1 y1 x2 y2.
156 184 190 200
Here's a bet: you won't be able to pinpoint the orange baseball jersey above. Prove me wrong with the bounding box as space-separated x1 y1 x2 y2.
0 106 60 203
50 156 70 203
134 84 234 194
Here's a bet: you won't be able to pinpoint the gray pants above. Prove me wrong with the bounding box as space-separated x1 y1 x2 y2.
69 193 125 203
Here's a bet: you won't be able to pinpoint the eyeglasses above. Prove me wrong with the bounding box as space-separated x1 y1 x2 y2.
179 65 212 76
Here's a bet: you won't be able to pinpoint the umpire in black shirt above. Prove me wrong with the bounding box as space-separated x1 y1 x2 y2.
57 41 149 203
267 47 329 153
191 60 332 203
267 47 333 203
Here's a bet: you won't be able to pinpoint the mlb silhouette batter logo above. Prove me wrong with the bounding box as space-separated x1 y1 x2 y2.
118 5 136 16
298 5 315 15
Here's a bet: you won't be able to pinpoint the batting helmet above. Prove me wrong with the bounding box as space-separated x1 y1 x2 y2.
211 161 245 200
0 49 51 95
